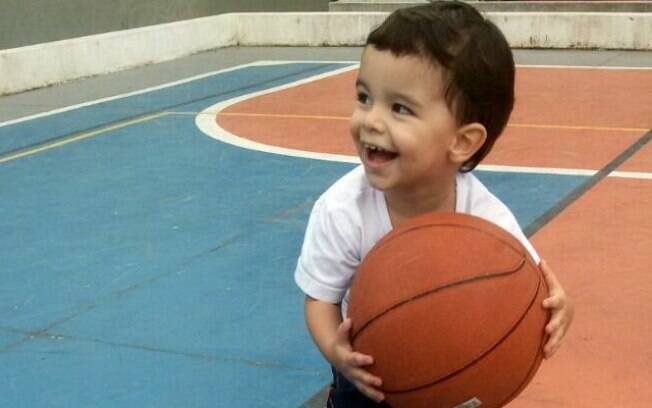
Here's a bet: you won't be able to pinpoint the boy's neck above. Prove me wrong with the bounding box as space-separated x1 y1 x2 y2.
384 179 457 228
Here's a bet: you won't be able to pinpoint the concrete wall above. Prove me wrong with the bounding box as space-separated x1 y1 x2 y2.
0 0 329 50
1 11 650 95
330 1 652 12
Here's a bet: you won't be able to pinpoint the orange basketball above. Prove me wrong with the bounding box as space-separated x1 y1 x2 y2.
348 212 549 408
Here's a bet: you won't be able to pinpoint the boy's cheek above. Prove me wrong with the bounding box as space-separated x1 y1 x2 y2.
350 122 363 148
350 113 363 133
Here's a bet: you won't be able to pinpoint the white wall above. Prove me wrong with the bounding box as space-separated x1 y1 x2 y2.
1 11 650 95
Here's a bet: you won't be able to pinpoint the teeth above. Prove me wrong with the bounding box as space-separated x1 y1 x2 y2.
364 143 386 152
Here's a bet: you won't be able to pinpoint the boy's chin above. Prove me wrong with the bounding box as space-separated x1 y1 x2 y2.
363 169 393 191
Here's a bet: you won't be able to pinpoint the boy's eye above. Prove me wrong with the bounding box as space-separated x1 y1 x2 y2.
356 92 371 105
392 103 413 115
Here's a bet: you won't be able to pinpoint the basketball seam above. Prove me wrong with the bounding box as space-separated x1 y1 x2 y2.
495 284 549 406
353 259 543 394
371 218 528 264
402 273 541 394
351 258 526 341
393 271 541 394
351 220 530 336
496 341 546 407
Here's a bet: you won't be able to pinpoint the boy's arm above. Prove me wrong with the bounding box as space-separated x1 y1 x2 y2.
304 296 385 403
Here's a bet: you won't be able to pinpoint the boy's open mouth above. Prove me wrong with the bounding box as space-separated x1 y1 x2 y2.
363 142 399 164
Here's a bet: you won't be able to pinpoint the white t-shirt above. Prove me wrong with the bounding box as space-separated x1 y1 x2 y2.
294 165 540 316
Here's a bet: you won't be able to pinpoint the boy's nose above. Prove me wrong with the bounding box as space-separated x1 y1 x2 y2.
362 106 386 133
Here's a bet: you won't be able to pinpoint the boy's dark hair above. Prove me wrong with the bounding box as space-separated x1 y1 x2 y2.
367 0 515 172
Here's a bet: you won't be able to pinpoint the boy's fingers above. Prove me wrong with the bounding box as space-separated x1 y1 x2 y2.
351 352 374 366
543 321 568 357
544 331 564 358
355 382 385 403
543 295 563 309
365 389 385 403
349 366 382 387
358 372 382 388
546 317 560 334
344 352 372 367
544 342 560 359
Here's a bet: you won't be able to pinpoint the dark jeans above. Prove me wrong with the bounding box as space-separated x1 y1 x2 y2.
327 367 392 408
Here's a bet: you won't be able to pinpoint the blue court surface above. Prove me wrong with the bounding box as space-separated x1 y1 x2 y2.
1 62 588 407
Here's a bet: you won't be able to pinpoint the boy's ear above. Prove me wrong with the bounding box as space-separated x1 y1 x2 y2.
448 123 487 165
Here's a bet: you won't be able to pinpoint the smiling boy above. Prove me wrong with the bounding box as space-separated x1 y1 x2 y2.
295 2 573 406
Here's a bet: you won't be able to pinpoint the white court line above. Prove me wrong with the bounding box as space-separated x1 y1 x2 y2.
475 164 595 176
194 63 651 180
610 171 652 180
0 60 355 129
517 65 652 70
2 60 649 180
195 64 360 165
2 61 650 128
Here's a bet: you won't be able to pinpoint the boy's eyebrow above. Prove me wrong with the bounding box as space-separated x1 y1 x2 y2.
388 90 423 108
354 79 422 108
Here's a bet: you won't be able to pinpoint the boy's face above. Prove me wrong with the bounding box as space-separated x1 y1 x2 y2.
351 46 460 195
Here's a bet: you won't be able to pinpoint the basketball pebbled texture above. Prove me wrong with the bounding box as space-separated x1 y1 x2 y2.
348 212 549 408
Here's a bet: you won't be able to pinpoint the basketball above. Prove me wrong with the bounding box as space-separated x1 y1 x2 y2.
348 212 549 408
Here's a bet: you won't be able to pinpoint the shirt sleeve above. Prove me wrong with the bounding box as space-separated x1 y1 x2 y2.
501 215 541 265
459 172 541 265
294 197 361 304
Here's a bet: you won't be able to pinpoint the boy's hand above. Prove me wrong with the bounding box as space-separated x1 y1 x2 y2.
540 259 574 359
331 318 385 403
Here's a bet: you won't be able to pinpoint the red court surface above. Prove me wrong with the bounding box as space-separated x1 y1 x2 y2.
216 65 652 407
217 67 651 172
524 175 651 407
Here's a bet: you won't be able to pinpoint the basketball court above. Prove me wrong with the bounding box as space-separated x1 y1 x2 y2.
1 46 650 407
